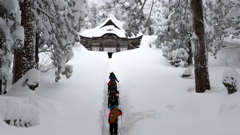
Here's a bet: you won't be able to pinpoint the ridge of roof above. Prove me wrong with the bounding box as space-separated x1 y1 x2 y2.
100 20 120 29
96 14 124 30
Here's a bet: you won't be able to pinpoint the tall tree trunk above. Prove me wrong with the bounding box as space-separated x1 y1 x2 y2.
12 0 36 84
191 0 211 93
0 23 4 95
187 40 193 66
0 6 7 94
35 32 39 69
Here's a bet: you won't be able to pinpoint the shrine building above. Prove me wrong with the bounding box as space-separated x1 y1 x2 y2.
79 15 143 52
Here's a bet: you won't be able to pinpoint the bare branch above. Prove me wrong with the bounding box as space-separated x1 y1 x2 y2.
147 0 154 21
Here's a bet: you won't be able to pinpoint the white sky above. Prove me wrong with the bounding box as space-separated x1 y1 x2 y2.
1 35 240 135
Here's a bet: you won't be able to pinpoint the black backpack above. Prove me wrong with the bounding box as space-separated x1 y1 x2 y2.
108 93 118 108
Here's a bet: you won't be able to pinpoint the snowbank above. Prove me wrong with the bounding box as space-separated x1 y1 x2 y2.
0 97 39 127
0 69 40 127
0 35 240 135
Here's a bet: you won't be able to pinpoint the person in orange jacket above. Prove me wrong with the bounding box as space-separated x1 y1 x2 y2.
108 105 122 135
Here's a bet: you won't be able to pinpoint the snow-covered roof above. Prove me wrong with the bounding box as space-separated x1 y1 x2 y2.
80 15 141 38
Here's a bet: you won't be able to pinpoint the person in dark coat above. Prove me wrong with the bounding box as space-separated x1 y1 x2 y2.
108 81 119 94
109 72 119 82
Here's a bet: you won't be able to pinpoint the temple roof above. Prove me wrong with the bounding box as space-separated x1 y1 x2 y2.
80 15 142 38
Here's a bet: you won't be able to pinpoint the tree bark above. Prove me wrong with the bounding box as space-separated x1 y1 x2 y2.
12 0 36 84
191 0 210 93
0 7 3 94
35 32 39 69
0 6 7 94
187 40 193 66
0 23 4 95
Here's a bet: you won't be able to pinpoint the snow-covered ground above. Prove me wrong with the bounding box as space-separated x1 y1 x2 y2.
1 35 240 135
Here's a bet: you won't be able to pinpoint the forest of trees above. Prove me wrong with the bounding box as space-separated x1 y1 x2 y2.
0 0 239 94
0 0 86 94
84 0 239 93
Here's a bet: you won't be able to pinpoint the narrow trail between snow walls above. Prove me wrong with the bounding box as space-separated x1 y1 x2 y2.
101 56 126 135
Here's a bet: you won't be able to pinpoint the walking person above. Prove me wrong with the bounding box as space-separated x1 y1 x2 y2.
108 72 119 89
109 72 119 82
108 105 122 135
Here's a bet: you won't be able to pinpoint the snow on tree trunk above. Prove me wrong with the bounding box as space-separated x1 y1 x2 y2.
12 0 36 84
191 0 210 93
187 40 193 66
0 7 8 95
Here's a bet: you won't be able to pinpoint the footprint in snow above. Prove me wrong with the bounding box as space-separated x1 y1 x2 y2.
166 105 175 110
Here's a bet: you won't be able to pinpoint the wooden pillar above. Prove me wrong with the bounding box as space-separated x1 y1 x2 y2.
117 38 120 52
100 38 103 51
90 39 92 51
127 40 130 50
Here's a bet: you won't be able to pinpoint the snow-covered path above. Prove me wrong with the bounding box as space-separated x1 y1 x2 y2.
102 56 125 135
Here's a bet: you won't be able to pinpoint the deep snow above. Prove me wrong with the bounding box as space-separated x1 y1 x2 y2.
1 35 240 135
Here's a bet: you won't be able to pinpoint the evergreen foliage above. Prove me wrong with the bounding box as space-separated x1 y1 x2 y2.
204 0 240 58
0 0 86 92
35 0 86 82
0 0 23 94
155 0 193 67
